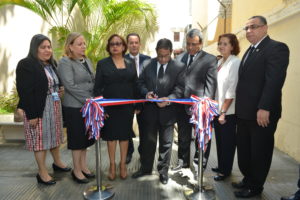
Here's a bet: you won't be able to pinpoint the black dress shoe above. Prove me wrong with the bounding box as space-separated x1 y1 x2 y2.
280 189 300 200
214 174 229 181
211 167 220 173
36 174 56 185
232 180 247 189
234 188 262 198
52 163 72 172
281 194 300 200
159 174 168 185
280 195 296 200
126 153 132 164
71 171 89 184
82 171 95 179
132 169 151 179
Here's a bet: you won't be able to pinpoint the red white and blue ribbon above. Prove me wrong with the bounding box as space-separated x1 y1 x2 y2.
189 95 219 151
81 96 218 151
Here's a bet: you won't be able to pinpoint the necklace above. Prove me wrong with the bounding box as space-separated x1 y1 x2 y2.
79 58 85 63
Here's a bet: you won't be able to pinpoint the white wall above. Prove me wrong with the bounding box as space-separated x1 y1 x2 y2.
0 5 50 94
146 0 191 56
0 1 192 93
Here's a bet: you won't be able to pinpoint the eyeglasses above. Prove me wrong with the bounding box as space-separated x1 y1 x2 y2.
186 42 201 47
217 42 230 46
109 42 123 47
157 54 171 59
243 24 265 31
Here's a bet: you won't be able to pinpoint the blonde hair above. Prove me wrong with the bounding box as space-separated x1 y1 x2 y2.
64 32 85 59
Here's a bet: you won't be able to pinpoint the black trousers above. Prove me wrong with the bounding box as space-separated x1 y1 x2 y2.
236 117 279 190
177 105 211 167
296 166 300 198
127 113 143 156
140 118 174 176
213 114 237 175
298 165 300 188
176 105 192 166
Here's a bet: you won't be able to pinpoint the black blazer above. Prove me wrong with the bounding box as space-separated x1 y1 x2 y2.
125 53 151 74
93 56 138 99
235 36 290 120
137 58 185 125
16 57 60 120
176 50 218 99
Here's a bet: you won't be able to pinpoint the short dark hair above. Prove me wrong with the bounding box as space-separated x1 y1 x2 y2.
126 33 140 42
218 33 240 55
155 38 173 51
106 34 127 56
186 29 203 43
27 34 56 66
249 15 267 25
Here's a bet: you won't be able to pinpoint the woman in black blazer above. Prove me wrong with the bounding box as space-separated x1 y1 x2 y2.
94 34 137 180
16 34 70 185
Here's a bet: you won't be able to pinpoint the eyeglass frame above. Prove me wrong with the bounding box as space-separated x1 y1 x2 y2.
157 53 171 59
243 24 265 31
109 42 123 47
186 42 201 47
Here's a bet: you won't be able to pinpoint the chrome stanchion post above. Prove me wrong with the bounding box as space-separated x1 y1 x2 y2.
83 139 115 200
184 143 216 200
198 148 204 192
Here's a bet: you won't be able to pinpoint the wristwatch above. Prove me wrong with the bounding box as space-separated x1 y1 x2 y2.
220 111 226 114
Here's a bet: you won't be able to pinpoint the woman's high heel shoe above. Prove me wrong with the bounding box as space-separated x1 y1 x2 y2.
52 163 72 172
36 174 56 185
108 163 116 181
82 171 95 179
120 163 127 180
71 171 89 184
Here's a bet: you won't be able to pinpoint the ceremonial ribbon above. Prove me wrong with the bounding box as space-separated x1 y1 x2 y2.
189 95 219 151
81 96 218 151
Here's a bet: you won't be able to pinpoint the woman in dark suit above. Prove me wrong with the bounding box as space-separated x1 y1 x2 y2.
57 32 95 184
16 34 70 185
94 34 137 180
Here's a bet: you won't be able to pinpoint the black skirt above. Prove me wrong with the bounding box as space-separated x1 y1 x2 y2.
63 106 95 150
101 104 135 141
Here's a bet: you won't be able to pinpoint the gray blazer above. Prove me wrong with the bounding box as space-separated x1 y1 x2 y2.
57 56 95 108
176 50 217 99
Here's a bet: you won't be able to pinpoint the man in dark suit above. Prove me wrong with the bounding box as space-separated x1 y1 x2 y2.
132 38 185 184
281 166 300 200
233 15 289 198
124 33 150 164
172 29 217 171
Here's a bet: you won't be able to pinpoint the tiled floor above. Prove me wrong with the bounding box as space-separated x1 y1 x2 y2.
0 136 298 200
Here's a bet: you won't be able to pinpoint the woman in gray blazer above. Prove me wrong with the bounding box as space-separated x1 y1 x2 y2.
57 32 95 184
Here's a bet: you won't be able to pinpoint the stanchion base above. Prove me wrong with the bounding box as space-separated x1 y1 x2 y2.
184 187 216 200
83 187 114 200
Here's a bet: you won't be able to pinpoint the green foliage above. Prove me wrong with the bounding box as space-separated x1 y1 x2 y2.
1 0 158 66
0 87 19 114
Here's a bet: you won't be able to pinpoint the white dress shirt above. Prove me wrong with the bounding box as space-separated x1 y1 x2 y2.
129 53 140 76
156 62 167 76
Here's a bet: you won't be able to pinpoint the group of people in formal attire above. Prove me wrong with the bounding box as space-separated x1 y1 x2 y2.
15 15 294 199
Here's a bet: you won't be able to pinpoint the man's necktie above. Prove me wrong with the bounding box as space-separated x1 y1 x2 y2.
156 64 164 96
244 46 255 63
134 56 139 77
248 46 255 58
158 64 164 80
187 54 194 67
